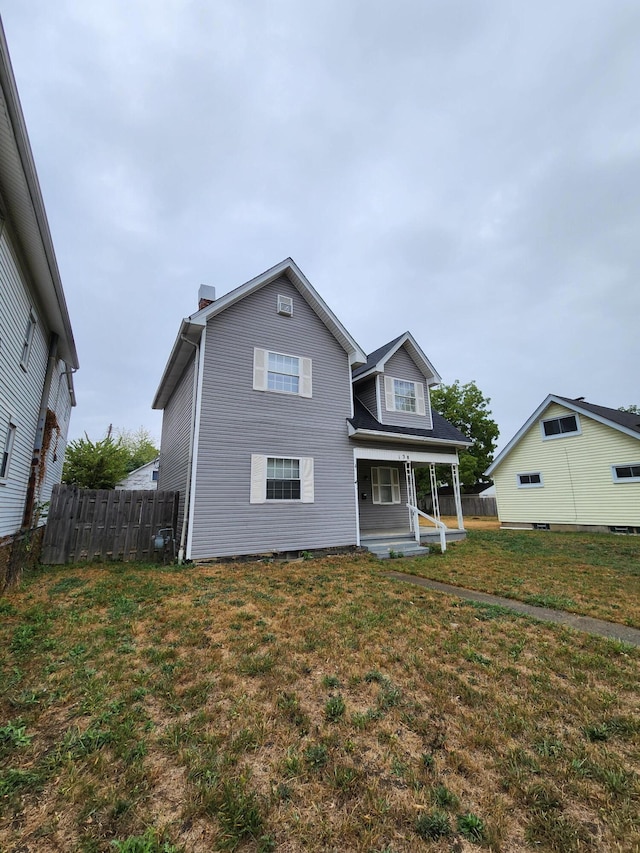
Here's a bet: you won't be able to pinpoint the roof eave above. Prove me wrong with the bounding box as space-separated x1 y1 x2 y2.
0 21 78 368
152 317 204 409
348 424 472 448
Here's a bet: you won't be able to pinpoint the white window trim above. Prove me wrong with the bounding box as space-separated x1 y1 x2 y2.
0 422 17 482
20 310 36 370
517 471 544 488
371 466 401 504
383 375 426 416
540 413 581 440
250 454 314 503
611 463 640 483
253 347 312 398
277 294 293 316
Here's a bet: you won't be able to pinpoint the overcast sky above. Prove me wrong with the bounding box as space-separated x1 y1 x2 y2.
2 1 639 453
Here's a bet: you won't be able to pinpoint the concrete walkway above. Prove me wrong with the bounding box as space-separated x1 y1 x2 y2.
385 571 640 647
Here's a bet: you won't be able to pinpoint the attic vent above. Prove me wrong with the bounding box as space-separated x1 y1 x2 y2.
277 295 293 316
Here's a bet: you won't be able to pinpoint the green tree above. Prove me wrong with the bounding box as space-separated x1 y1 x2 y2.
116 426 159 472
619 404 640 414
429 380 499 489
62 427 130 489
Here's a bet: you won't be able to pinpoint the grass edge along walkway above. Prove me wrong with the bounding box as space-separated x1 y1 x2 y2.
385 570 640 647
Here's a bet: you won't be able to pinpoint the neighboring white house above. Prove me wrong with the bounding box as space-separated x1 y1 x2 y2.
486 395 640 533
0 18 78 542
116 458 160 491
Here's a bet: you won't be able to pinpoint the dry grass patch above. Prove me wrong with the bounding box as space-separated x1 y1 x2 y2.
0 555 638 852
406 528 640 627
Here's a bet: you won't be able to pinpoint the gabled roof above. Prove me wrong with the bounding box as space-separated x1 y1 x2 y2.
485 394 640 476
348 398 471 448
0 20 78 368
352 331 442 386
153 258 367 409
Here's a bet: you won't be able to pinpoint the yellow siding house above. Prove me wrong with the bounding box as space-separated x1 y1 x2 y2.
486 396 640 533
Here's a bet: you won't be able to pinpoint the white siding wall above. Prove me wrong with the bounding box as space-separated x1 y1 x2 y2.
493 403 640 526
0 230 49 536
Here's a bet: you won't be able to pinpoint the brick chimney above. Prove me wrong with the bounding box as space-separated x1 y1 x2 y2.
198 284 216 310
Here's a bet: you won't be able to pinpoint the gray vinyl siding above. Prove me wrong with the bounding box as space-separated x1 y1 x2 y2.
190 276 357 559
354 377 378 418
158 356 195 528
0 230 49 536
357 460 411 532
379 347 433 429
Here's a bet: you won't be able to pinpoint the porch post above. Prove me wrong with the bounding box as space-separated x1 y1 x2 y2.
429 464 440 521
404 461 416 537
452 463 464 531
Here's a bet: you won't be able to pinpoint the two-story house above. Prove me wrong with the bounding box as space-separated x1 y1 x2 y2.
486 395 640 533
0 19 78 547
153 259 470 561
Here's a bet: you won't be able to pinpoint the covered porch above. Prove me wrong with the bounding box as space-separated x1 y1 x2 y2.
353 446 465 553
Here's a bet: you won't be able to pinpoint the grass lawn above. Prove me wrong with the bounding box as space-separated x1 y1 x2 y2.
410 527 640 629
1 553 638 852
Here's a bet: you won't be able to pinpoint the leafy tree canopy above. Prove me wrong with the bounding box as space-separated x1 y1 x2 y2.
618 404 640 414
62 426 159 489
116 426 159 472
430 380 499 489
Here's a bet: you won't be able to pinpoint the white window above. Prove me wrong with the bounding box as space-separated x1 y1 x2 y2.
517 472 544 488
383 376 426 416
371 466 401 504
250 454 314 503
253 348 312 398
612 464 640 483
21 310 36 370
541 414 580 439
0 423 16 480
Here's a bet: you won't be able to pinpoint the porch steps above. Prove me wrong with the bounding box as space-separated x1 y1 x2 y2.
361 534 430 560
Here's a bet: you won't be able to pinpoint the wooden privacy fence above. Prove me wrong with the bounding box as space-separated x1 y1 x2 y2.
42 485 179 564
436 495 498 517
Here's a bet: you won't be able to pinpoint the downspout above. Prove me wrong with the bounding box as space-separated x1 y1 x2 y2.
22 332 58 529
177 335 200 563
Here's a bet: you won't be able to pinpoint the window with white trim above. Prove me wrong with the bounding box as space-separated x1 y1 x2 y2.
541 414 580 439
250 454 314 503
253 348 312 397
371 466 401 504
21 310 36 370
383 376 426 416
0 423 16 480
517 472 543 488
612 464 640 483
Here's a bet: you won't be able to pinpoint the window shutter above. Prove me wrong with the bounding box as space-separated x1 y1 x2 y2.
250 454 266 503
415 382 426 416
300 357 312 398
371 466 380 503
253 348 267 391
384 376 395 411
391 467 401 503
300 456 314 503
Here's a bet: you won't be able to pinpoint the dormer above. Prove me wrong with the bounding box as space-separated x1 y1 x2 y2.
352 332 441 430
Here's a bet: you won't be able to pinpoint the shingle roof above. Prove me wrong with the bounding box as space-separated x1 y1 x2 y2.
349 398 471 445
556 397 640 435
352 334 405 378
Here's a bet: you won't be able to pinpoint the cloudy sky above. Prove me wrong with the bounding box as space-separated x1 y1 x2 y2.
2 1 639 453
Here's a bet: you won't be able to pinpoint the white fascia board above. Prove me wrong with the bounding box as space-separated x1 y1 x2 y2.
348 424 471 448
192 258 367 366
152 318 204 409
485 394 640 477
0 24 78 368
353 446 459 464
355 332 442 385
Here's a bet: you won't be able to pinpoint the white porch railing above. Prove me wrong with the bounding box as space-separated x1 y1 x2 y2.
406 503 447 552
